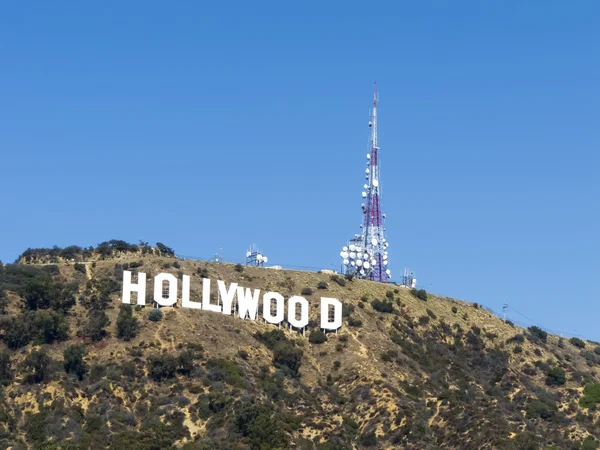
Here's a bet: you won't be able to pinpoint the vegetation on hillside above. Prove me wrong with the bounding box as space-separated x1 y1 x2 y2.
0 249 598 449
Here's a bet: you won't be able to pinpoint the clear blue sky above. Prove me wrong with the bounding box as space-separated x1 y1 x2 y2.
1 2 598 340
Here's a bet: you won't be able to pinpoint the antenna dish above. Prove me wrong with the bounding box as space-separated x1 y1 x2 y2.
343 246 348 251
361 192 367 198
363 261 370 269
373 179 379 187
371 238 378 246
366 153 371 159
383 260 388 265
246 251 251 257
356 260 363 267
343 258 349 265
349 252 356 259
349 244 356 251
263 256 268 263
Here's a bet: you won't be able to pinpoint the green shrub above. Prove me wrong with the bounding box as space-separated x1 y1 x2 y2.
309 330 328 344
117 304 139 340
545 367 566 386
528 326 548 344
178 349 197 376
570 337 586 348
330 275 346 286
580 437 599 450
0 351 12 385
348 316 362 327
371 299 395 313
426 309 437 319
85 309 110 342
403 384 422 398
342 303 355 318
410 288 428 301
273 342 303 377
579 383 600 409
526 400 554 420
256 329 287 350
64 344 88 380
238 349 249 360
30 310 69 345
451 306 458 314
148 308 163 322
147 354 178 381
156 242 175 257
74 263 87 274
1 316 31 349
317 281 328 289
418 315 430 326
206 358 244 387
234 264 244 273
21 275 77 311
301 287 313 296
234 403 288 449
24 349 50 383
359 431 377 447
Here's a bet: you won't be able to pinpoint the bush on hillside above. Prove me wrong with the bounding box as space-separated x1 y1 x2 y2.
273 341 303 377
234 403 288 449
317 281 328 289
330 275 346 286
117 304 139 341
64 344 88 380
234 264 244 273
526 400 555 420
528 326 548 344
348 315 362 327
148 354 178 381
85 309 110 342
148 308 163 322
24 349 50 384
0 351 12 385
21 275 77 312
371 299 395 313
309 330 328 344
569 337 586 349
579 383 600 409
301 287 313 296
545 367 566 386
156 242 175 257
410 288 428 301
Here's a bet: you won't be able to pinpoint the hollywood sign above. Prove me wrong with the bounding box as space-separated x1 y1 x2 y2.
122 271 343 331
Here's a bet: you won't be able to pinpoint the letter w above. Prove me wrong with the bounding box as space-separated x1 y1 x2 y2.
236 287 260 320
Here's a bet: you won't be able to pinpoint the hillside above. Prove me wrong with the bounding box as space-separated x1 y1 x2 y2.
0 243 599 450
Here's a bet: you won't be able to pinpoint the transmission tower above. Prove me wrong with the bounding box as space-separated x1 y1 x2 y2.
340 84 390 282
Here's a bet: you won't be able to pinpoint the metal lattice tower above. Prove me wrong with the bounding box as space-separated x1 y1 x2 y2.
340 84 390 282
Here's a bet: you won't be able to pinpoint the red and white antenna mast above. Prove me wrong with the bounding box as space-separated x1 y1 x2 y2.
339 83 390 282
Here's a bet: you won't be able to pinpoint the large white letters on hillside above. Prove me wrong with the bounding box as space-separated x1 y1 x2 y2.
122 271 146 305
122 271 343 332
